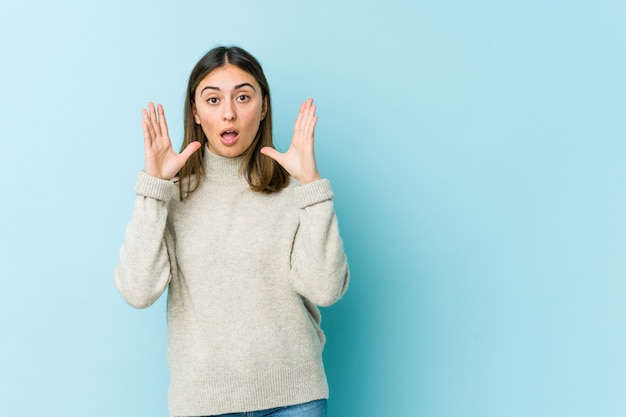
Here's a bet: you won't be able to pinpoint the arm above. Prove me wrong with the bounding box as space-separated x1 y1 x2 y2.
113 172 176 308
114 102 199 308
291 179 350 306
262 99 348 305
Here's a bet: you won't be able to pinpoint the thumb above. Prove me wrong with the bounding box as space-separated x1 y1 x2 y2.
180 141 202 162
260 146 283 164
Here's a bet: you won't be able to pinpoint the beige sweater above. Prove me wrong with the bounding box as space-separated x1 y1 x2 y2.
114 148 349 416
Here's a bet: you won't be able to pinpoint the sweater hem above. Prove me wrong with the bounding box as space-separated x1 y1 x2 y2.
168 359 328 416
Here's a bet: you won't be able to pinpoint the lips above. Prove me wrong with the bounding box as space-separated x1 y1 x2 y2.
220 129 239 146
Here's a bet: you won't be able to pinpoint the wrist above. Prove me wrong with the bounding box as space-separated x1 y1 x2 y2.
298 173 322 185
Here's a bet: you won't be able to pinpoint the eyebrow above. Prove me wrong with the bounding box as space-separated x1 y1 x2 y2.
200 82 256 94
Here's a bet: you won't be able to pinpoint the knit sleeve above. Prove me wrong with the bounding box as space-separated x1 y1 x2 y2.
113 171 176 309
290 178 350 307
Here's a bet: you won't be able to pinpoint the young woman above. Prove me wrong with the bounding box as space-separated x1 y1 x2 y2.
114 46 349 417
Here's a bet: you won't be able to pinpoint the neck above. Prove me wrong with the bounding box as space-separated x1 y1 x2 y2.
202 145 246 184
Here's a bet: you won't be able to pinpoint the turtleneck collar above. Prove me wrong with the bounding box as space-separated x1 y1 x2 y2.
202 145 246 184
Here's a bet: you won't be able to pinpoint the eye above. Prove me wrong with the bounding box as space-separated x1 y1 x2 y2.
236 94 251 103
206 97 219 105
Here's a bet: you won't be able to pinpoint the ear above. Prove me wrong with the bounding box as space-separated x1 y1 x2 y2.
192 103 200 124
261 96 268 120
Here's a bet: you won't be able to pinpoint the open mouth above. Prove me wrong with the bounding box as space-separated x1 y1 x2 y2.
220 129 239 145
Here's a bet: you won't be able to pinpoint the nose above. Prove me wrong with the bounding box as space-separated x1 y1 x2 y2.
222 101 236 121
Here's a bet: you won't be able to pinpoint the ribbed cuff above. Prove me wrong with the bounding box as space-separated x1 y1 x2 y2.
295 179 334 209
134 171 176 201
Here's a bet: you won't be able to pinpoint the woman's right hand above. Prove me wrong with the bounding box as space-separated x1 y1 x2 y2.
142 102 202 180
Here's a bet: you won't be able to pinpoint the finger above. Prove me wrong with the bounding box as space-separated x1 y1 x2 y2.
301 100 316 124
260 146 284 164
301 98 314 116
147 102 155 121
179 141 202 162
305 98 315 118
142 120 153 147
294 100 312 135
157 104 169 137
148 102 161 137
142 107 151 123
305 103 317 129
308 115 318 140
142 109 159 146
300 103 317 142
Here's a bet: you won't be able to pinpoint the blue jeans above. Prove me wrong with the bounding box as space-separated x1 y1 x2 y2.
203 399 327 417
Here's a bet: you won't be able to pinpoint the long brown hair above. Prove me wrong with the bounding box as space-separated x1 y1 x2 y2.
177 46 289 200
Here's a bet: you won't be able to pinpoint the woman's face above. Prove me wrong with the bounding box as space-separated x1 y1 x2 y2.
193 64 267 157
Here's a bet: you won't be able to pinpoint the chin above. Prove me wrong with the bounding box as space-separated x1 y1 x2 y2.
208 145 242 158
227 146 249 157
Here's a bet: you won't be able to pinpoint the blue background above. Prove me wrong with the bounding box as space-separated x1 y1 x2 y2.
1 0 625 416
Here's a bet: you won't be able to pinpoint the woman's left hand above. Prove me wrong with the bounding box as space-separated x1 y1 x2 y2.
261 98 322 184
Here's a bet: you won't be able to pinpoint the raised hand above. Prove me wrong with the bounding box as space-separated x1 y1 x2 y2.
142 102 201 180
261 98 322 185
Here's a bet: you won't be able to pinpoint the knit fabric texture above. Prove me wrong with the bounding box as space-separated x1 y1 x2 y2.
114 147 349 416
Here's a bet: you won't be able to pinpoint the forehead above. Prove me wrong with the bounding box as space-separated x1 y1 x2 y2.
196 64 259 92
